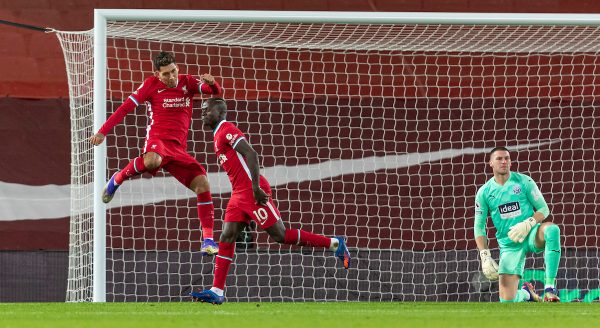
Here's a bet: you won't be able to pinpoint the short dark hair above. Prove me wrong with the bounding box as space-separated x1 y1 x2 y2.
153 51 176 70
489 146 510 158
202 97 227 112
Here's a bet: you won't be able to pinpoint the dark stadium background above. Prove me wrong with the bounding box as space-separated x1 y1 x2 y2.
1 0 599 301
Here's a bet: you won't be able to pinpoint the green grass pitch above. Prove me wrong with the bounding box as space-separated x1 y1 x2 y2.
0 302 598 328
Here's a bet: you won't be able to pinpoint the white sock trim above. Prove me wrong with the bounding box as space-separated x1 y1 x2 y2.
216 255 233 261
133 159 140 173
330 238 339 251
210 287 224 297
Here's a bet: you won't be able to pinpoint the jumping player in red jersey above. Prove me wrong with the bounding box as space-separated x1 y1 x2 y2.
89 52 221 256
190 98 351 305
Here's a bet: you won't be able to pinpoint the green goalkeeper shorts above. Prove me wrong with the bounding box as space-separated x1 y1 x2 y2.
498 224 544 277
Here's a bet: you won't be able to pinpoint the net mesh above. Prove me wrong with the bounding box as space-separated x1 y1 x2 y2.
58 20 599 302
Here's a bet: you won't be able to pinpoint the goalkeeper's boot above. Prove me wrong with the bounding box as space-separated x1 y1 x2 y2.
102 172 120 204
190 289 224 305
334 236 351 269
521 282 541 302
201 238 219 256
543 287 561 302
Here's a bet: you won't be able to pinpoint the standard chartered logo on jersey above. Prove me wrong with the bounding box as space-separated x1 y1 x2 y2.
163 97 190 108
498 202 522 219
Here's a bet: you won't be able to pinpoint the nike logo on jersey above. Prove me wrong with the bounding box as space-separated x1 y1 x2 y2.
158 89 166 93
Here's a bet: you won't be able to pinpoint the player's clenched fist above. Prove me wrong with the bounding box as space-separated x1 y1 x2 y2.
89 133 105 145
479 249 499 281
200 73 215 85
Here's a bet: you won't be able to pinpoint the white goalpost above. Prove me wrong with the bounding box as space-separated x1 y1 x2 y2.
57 10 600 302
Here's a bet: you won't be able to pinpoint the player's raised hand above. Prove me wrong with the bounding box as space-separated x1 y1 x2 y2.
508 217 537 243
200 73 215 85
89 133 105 146
253 186 269 206
479 249 499 281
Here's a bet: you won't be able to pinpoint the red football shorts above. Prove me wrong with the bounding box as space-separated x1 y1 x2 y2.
143 138 206 187
224 185 282 229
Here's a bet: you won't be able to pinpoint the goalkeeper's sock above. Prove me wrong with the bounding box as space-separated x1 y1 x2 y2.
499 290 530 303
212 241 235 290
283 229 331 248
516 289 531 302
115 156 146 184
197 191 214 239
543 224 561 289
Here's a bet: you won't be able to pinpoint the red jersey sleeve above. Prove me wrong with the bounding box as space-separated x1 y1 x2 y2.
97 77 152 135
200 80 221 95
130 77 153 105
220 123 246 149
97 98 136 135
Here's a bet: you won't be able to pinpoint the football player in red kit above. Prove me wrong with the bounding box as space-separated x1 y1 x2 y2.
89 52 221 256
190 97 351 304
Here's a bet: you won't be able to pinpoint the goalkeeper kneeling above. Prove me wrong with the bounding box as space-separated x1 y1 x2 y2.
474 147 561 302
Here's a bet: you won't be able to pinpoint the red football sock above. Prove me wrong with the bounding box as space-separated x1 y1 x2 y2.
212 241 235 290
283 229 331 248
115 156 146 185
197 191 214 239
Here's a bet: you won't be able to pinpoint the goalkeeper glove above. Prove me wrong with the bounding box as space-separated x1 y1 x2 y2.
479 249 499 281
508 217 537 243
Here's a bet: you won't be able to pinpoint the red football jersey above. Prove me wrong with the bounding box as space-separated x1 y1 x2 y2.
98 74 221 148
213 120 269 194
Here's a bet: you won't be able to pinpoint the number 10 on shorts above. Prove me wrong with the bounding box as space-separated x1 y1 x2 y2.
253 208 269 225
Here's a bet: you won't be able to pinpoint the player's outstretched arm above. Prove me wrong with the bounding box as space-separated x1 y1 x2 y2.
233 138 269 205
90 97 138 145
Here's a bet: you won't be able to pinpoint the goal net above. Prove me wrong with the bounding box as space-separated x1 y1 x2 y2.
56 11 600 302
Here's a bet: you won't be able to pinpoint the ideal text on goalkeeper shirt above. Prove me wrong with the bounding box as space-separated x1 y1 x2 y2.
475 171 545 242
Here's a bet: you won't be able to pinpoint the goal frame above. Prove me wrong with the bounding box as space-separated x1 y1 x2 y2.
92 9 600 302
